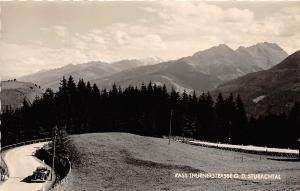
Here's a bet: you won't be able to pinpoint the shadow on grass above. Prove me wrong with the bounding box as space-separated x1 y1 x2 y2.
267 158 300 162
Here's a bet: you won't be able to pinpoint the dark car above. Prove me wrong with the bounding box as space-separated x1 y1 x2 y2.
31 166 51 182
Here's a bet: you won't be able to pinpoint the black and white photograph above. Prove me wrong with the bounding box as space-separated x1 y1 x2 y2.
0 1 300 190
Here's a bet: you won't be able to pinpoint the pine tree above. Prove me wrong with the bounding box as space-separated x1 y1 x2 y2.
92 83 101 97
67 76 76 94
215 93 226 142
86 82 92 95
54 126 80 163
233 94 247 144
235 94 247 123
288 102 300 147
58 76 67 94
77 79 86 92
22 98 30 109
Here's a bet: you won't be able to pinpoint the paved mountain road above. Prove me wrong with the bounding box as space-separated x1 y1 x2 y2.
0 142 55 191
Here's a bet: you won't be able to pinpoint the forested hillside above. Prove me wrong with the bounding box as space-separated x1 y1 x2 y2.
1 76 300 148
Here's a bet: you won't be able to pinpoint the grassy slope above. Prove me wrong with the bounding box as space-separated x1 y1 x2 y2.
1 81 43 110
70 133 300 191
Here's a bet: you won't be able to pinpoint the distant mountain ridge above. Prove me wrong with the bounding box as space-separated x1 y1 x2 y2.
111 57 163 71
92 42 288 93
213 50 300 115
92 61 222 93
182 42 288 81
19 57 162 90
19 61 117 90
19 42 288 93
236 42 287 70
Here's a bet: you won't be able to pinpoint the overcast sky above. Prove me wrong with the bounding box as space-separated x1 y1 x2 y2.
1 1 300 78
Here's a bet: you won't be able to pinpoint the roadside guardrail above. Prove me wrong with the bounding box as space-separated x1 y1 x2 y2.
0 138 72 191
0 138 52 180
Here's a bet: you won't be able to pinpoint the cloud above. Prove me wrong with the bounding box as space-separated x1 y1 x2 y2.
1 2 299 77
144 2 299 53
0 41 98 78
223 8 254 23
54 26 68 38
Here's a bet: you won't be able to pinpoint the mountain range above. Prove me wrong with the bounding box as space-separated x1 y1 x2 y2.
92 60 222 93
19 62 118 90
19 57 163 91
5 42 300 115
19 42 288 93
182 42 287 81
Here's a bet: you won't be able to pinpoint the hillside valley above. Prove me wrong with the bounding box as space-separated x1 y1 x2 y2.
213 50 300 115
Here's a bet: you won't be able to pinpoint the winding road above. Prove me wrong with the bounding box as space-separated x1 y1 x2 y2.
0 142 55 191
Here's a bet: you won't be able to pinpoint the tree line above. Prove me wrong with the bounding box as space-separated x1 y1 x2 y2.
1 76 300 148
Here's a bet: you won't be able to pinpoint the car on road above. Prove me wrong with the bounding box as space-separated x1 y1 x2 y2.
31 166 51 182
